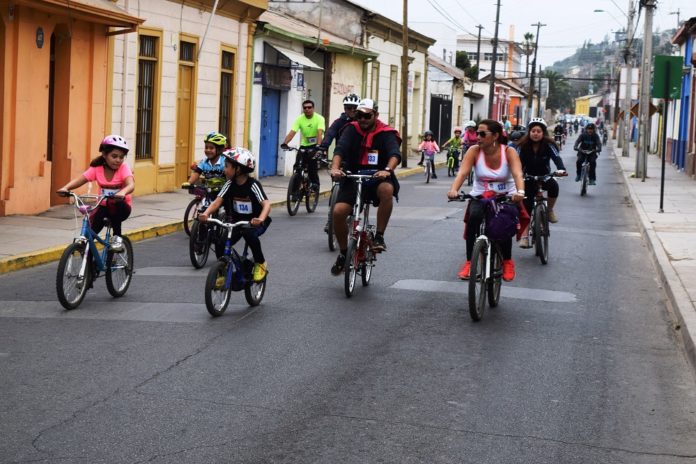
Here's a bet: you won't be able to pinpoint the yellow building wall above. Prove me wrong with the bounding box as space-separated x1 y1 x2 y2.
0 4 108 215
575 97 590 116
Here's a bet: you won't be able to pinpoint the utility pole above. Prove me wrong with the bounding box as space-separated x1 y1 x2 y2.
636 0 656 180
526 22 546 123
400 0 409 168
487 0 501 119
475 24 483 77
621 1 635 157
537 65 542 117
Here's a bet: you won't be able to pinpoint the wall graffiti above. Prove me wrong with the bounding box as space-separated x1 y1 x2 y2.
332 82 356 95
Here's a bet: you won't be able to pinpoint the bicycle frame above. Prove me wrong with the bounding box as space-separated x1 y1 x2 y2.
205 218 252 289
346 172 376 241
68 193 116 276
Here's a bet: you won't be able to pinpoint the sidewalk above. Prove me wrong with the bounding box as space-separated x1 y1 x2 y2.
0 153 443 273
612 143 696 370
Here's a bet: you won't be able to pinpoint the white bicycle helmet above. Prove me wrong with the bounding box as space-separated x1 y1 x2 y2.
342 93 361 106
464 120 476 129
99 134 129 153
223 147 256 173
528 117 547 131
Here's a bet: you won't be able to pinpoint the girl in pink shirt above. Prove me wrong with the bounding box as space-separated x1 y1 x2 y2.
57 135 135 244
417 130 440 178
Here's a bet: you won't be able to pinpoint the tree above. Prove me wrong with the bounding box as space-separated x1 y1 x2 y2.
455 51 479 80
541 69 573 111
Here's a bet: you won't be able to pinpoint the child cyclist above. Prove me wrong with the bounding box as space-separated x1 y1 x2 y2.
417 130 440 178
183 131 227 188
442 127 463 175
57 135 134 252
199 148 271 282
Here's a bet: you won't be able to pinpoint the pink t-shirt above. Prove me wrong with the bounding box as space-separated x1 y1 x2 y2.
418 140 439 155
83 163 134 206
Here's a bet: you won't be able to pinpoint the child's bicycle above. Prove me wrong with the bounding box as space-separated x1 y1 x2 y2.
182 182 225 268
55 191 134 310
343 171 379 298
422 150 436 183
201 218 266 317
446 148 460 177
182 176 225 236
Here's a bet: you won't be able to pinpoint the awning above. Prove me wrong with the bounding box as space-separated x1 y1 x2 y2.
17 0 144 34
268 43 323 71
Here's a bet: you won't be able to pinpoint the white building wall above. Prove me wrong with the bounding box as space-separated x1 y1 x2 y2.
110 0 250 168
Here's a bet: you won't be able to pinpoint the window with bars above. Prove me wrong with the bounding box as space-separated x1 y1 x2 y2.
136 35 158 160
219 50 234 138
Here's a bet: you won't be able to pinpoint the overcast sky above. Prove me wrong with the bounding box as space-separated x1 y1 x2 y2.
349 0 692 67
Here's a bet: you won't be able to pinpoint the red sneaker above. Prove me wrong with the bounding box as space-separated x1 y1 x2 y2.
502 259 515 282
457 261 471 280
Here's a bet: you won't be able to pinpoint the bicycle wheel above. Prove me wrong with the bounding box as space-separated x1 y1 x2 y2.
305 184 319 213
487 246 502 307
424 160 431 183
344 237 359 298
189 221 211 269
244 275 266 306
468 239 488 321
56 242 91 310
535 205 549 265
361 234 374 286
205 260 232 317
106 236 134 297
327 185 339 251
183 198 200 236
580 164 588 196
286 173 302 216
447 157 455 177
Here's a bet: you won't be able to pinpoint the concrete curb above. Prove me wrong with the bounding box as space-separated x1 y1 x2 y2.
612 149 696 372
0 165 430 275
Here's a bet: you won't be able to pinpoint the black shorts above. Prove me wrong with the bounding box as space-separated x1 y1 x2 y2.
335 175 400 207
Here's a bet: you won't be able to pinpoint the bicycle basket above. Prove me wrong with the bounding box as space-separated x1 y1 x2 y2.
485 200 519 241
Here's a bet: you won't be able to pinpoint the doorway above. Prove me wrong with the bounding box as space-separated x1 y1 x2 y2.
259 88 280 177
175 40 197 184
49 26 71 206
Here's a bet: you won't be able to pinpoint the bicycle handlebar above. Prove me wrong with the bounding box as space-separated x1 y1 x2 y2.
203 218 251 231
57 190 123 213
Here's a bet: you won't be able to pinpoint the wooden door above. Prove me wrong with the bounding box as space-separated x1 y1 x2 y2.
175 64 194 184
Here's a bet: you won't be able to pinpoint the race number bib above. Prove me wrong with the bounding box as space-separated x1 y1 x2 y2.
367 150 379 165
233 200 252 215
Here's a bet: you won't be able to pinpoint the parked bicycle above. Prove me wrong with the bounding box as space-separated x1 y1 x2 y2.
342 171 379 298
284 146 321 216
524 173 564 265
55 191 134 310
202 218 266 317
182 176 225 236
450 192 509 321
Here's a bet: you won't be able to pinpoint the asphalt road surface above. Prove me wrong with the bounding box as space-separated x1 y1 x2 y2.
2 142 696 463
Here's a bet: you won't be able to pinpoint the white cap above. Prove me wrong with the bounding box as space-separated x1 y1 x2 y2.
356 98 378 113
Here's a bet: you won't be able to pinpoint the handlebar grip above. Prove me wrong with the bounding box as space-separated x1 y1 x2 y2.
56 190 71 197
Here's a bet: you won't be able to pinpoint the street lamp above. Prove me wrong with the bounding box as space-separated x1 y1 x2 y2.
593 9 624 28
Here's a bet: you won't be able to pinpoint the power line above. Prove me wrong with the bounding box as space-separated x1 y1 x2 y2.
451 0 487 32
424 0 479 36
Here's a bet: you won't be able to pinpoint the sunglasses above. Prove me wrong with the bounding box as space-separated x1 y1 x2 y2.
303 106 313 110
356 111 374 120
344 105 357 110
476 131 491 137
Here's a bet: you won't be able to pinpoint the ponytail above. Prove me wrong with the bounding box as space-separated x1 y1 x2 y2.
89 155 107 168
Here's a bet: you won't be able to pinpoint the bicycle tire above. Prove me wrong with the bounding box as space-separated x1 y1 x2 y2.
447 157 455 177
306 185 319 213
183 198 200 236
344 237 359 298
56 242 91 310
361 233 374 286
245 273 266 306
580 164 589 196
105 236 134 297
487 245 502 308
468 239 488 321
327 185 339 251
286 173 302 216
535 205 549 265
425 160 431 183
189 221 211 269
205 260 232 316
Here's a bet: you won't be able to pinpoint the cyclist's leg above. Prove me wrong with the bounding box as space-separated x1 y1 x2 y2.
374 178 397 235
241 228 265 263
106 200 132 236
332 182 357 253
544 178 560 220
465 200 486 260
575 153 585 180
589 154 597 181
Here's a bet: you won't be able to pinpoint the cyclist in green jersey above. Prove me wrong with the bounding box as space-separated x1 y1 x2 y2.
281 99 326 191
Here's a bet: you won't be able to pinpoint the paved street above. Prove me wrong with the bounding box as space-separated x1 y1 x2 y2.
2 144 696 463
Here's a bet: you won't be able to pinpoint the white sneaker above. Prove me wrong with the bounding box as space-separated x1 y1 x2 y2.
110 235 124 253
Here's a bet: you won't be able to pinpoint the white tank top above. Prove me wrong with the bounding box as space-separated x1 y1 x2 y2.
469 144 516 197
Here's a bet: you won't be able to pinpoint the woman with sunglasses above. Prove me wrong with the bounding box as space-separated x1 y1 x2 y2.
446 120 525 282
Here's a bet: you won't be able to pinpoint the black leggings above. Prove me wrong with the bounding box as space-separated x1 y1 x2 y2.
523 178 559 214
230 225 268 263
297 146 320 186
89 201 131 236
465 200 512 260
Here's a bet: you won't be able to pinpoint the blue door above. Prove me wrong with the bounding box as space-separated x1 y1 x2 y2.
259 88 280 177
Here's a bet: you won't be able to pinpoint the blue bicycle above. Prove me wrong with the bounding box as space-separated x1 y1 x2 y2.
55 191 134 309
202 218 266 316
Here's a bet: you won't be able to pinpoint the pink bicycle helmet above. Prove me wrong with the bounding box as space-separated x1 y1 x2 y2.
99 134 129 153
